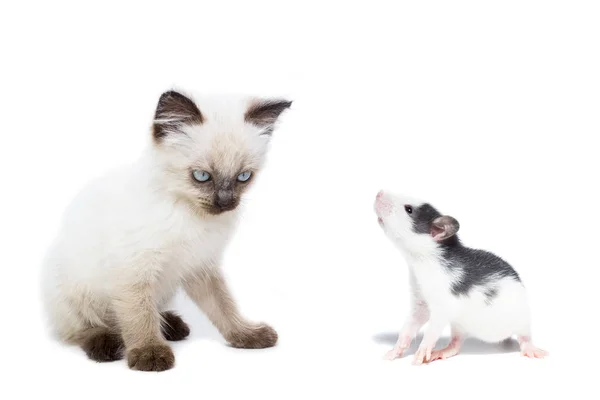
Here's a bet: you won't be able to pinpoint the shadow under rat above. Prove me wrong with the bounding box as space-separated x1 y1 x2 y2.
373 332 520 356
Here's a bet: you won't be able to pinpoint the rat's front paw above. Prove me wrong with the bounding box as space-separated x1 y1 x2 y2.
384 347 404 360
127 344 175 372
226 324 278 349
384 335 412 360
412 345 434 365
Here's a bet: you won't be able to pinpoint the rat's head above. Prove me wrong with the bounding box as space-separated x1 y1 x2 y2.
374 190 460 252
151 90 291 216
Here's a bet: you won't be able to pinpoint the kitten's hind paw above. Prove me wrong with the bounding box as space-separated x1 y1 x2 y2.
81 328 124 362
161 311 190 341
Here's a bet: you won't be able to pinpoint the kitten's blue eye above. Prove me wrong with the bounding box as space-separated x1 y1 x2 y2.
237 171 252 182
192 170 211 182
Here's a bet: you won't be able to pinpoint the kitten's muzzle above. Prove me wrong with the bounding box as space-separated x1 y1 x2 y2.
215 190 236 211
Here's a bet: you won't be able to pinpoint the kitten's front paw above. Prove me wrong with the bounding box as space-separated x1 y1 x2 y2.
227 324 278 349
127 344 175 372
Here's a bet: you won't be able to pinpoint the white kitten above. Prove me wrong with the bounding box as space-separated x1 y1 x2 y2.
41 90 292 371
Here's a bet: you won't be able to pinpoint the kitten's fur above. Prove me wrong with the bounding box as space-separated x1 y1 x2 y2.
41 90 292 371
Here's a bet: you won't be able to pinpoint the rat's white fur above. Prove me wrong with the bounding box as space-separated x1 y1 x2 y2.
41 93 287 367
375 191 547 364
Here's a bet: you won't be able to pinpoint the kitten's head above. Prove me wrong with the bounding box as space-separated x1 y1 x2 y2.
151 90 292 215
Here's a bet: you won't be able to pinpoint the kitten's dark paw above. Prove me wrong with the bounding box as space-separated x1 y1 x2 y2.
161 311 190 341
227 324 278 349
127 345 175 372
82 330 124 362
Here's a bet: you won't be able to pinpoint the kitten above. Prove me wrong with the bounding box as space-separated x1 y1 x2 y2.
41 90 292 371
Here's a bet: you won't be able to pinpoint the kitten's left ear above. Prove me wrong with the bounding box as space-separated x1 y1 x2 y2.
244 99 292 135
153 90 203 141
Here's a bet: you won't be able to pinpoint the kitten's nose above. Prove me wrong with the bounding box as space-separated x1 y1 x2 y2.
216 190 234 209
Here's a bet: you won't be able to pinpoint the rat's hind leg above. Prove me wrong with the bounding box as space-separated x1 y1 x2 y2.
515 317 548 358
429 326 465 362
517 335 548 359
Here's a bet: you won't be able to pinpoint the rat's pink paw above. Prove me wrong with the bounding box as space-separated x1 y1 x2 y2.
429 337 462 362
412 345 434 365
429 349 447 361
521 344 548 359
384 348 403 360
384 335 411 360
430 347 458 362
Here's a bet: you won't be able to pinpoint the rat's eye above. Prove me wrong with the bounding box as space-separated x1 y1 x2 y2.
404 205 413 214
237 171 252 182
192 170 211 182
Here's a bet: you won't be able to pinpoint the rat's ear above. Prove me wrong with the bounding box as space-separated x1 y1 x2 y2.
431 215 460 242
153 90 203 141
244 98 292 135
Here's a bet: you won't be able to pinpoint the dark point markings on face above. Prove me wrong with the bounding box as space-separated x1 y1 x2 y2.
153 90 203 142
244 99 292 136
190 168 256 215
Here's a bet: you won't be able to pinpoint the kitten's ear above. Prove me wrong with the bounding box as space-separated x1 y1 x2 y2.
153 90 203 141
244 98 292 135
431 215 460 242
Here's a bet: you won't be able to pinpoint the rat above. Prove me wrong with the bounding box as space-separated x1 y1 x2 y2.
374 190 548 365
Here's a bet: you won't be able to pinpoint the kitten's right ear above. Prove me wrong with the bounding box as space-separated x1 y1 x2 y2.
244 98 292 136
152 90 203 141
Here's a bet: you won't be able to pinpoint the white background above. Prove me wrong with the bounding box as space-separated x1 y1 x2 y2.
1 0 598 398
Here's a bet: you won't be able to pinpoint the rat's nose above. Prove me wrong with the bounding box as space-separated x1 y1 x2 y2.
376 190 384 199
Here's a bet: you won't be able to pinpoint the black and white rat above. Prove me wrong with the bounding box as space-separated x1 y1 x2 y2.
374 190 548 365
